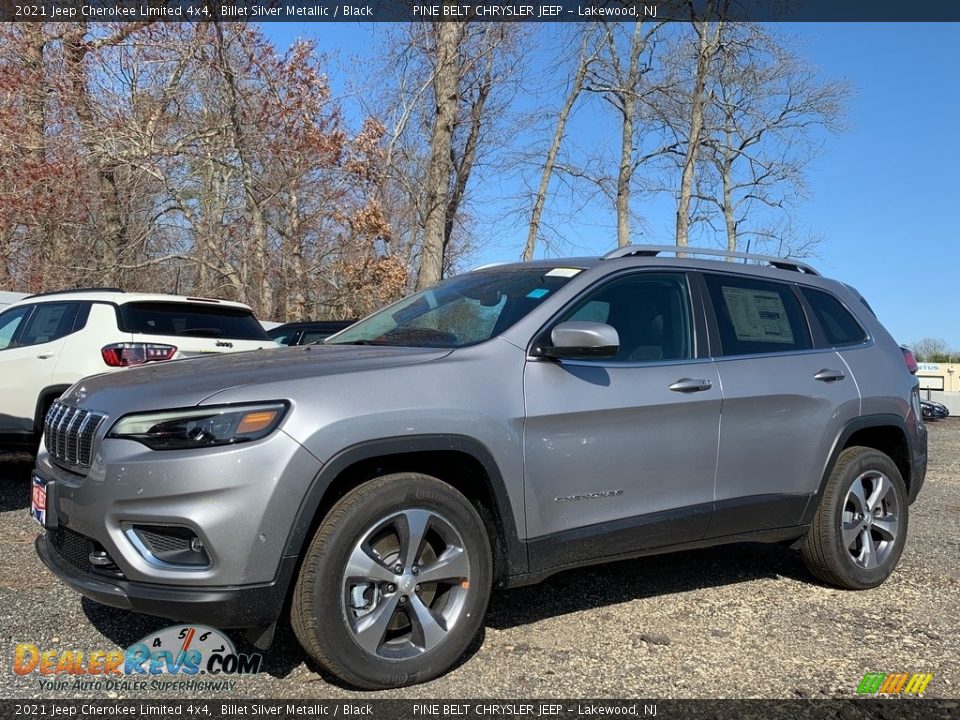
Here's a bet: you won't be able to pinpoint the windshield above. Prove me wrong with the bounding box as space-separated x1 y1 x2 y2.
326 268 581 348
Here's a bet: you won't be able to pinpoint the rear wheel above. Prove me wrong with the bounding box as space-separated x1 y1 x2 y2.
291 473 492 689
801 446 908 589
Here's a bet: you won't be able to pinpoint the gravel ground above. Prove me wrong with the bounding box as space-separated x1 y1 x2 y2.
1 421 958 700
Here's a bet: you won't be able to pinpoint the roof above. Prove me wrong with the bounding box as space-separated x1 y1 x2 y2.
471 245 823 281
14 289 254 311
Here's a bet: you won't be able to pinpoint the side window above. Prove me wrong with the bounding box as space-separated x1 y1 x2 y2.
270 331 298 346
556 273 693 363
300 331 332 344
17 302 81 347
802 288 868 347
0 305 31 350
704 274 811 356
73 302 92 332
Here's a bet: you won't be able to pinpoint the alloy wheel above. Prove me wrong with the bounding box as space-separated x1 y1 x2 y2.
842 470 900 569
341 508 471 660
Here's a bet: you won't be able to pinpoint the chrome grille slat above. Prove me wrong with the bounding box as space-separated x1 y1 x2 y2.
45 404 66 457
44 401 106 469
64 409 84 465
74 413 94 465
53 405 69 457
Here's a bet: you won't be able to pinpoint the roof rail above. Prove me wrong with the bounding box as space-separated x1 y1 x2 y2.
601 244 819 276
25 287 125 299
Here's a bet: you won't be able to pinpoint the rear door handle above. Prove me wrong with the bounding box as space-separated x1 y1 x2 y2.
669 378 713 393
814 368 846 382
36 353 55 360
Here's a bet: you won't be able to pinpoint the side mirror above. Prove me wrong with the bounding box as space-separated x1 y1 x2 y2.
539 321 619 359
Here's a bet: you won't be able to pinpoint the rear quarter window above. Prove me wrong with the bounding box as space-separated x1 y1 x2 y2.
119 302 268 340
801 288 868 347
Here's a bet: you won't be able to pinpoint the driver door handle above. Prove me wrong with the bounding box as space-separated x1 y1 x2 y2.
37 353 56 359
814 368 846 382
669 378 713 393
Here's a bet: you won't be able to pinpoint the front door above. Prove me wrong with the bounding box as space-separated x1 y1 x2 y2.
522 271 721 572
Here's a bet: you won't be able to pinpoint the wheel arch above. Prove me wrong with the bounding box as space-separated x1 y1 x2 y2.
282 435 527 584
803 414 914 525
33 385 71 434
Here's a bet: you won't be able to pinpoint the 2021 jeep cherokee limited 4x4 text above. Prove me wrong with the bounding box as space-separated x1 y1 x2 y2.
33 246 926 689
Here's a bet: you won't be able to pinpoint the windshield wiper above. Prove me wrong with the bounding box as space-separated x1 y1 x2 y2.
328 339 392 346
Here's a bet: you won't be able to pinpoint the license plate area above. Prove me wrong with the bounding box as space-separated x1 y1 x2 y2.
31 474 47 527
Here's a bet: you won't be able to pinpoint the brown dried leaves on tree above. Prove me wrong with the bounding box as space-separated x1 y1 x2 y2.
0 23 402 321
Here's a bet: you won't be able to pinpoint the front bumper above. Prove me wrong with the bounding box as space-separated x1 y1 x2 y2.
36 532 297 628
35 427 321 587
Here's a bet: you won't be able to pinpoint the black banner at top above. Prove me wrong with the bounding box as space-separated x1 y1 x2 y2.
2 0 960 22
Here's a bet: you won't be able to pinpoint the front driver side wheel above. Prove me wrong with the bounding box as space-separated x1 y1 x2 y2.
291 473 492 689
801 446 908 589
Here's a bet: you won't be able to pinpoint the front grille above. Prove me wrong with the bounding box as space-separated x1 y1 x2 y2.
44 402 106 468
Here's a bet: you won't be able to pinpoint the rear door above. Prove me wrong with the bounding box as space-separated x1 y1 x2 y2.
701 272 861 537
118 301 276 357
523 271 721 571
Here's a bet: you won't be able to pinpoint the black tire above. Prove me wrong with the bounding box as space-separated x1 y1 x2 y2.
291 472 492 689
801 446 908 589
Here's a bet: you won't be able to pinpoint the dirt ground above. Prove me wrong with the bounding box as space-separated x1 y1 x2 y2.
2 421 957 700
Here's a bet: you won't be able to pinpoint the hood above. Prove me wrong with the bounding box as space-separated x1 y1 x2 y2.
62 344 453 418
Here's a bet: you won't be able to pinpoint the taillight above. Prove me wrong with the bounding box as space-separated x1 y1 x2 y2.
101 343 177 367
901 346 918 375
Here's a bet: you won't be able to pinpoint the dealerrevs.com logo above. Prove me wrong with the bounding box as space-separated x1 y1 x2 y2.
13 625 261 692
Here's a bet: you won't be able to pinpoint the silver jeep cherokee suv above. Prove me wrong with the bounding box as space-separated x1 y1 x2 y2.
34 246 927 689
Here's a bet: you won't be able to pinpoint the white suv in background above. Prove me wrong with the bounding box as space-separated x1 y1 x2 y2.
0 289 277 450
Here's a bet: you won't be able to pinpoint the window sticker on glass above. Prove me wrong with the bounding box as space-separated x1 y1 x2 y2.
545 268 582 278
526 288 550 299
721 287 795 344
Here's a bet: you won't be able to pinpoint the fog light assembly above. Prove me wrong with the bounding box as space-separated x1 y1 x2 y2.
124 524 211 569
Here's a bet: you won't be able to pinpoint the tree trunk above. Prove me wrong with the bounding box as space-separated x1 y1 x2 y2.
616 107 634 248
524 33 591 260
63 27 129 286
676 19 719 247
443 51 491 270
722 158 736 253
213 22 270 315
416 20 463 291
615 22 647 247
21 25 57 285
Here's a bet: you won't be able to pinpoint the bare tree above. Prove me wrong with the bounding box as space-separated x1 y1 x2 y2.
586 21 673 247
911 338 958 363
674 9 724 247
371 21 520 289
417 20 465 290
523 27 598 260
698 25 849 253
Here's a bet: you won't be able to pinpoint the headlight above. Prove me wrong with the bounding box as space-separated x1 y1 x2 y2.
107 402 288 451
